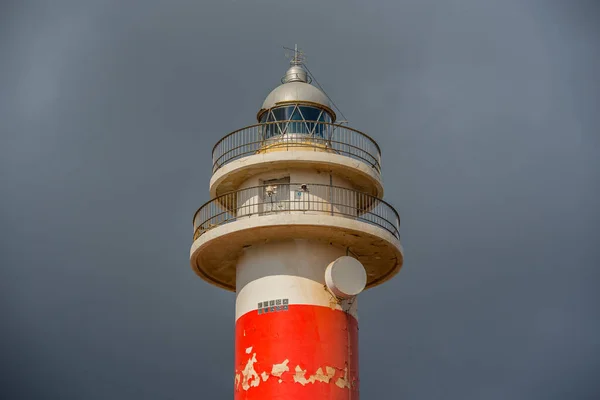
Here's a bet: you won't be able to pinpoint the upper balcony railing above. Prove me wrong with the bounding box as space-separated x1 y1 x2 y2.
192 183 400 241
212 121 382 174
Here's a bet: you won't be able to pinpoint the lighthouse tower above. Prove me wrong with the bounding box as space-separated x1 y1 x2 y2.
190 48 404 399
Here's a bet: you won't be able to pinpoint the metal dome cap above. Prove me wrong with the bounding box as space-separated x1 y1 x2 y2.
261 81 332 111
282 65 310 84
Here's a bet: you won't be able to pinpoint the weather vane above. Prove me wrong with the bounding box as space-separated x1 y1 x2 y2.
283 44 305 66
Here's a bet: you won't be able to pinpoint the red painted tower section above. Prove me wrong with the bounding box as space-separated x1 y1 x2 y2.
235 306 359 399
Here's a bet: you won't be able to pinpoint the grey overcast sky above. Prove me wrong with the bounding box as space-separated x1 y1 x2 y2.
1 0 599 398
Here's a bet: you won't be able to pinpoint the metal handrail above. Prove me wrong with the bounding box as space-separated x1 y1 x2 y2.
192 183 400 241
211 121 382 174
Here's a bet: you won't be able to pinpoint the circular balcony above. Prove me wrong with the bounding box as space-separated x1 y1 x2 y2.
190 183 403 291
212 121 382 173
210 121 384 198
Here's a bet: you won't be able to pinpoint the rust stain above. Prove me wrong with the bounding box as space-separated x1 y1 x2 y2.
328 296 340 309
324 285 342 309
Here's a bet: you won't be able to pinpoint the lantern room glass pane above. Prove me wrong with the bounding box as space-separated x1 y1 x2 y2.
290 108 303 121
272 106 294 121
298 106 320 138
299 106 320 122
262 104 333 139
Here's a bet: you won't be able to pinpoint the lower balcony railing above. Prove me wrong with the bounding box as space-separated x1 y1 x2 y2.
192 183 400 241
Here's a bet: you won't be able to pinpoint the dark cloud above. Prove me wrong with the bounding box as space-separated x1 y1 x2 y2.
1 0 599 398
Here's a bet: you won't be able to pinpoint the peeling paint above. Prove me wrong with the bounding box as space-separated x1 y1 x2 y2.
270 359 289 378
293 365 337 385
245 346 253 354
313 366 336 383
293 366 309 385
237 357 353 392
241 353 260 390
335 366 350 389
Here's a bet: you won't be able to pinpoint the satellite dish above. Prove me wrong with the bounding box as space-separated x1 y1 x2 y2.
325 256 367 299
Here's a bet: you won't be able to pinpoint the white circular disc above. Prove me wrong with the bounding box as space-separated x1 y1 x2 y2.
325 256 367 299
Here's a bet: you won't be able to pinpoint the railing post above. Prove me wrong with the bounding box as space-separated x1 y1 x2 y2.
329 173 333 216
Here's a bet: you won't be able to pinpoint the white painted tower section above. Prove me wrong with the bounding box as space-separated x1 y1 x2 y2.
235 240 359 321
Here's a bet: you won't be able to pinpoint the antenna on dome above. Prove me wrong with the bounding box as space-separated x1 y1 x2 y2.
281 45 310 84
283 44 305 66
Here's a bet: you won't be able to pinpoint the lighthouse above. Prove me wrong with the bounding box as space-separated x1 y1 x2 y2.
190 48 404 399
